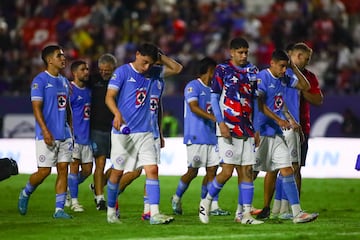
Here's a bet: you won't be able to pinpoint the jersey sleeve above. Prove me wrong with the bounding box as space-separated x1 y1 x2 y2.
211 65 223 94
184 80 199 103
31 75 45 102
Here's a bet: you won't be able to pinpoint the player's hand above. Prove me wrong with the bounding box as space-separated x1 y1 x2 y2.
43 129 54 147
219 122 231 139
277 119 292 131
112 114 122 131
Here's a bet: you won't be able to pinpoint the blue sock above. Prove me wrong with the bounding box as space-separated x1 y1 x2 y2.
55 192 66 209
107 180 119 208
77 172 88 184
240 182 254 205
274 174 283 201
68 173 78 198
175 180 189 198
146 179 160 204
282 174 300 205
24 181 36 196
201 184 208 199
208 178 223 198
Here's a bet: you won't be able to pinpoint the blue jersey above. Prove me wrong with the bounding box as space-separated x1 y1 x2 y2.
149 66 165 139
257 68 298 136
108 63 161 134
70 82 91 145
31 71 71 140
283 68 300 122
211 60 257 137
184 78 217 145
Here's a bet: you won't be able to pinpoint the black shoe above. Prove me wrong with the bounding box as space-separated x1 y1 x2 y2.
9 158 18 175
96 199 106 211
256 207 270 220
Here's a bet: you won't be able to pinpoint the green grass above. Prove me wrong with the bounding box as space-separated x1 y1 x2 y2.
0 174 359 240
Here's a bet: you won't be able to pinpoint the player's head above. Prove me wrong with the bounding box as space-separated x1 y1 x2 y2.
98 53 117 81
197 57 217 85
71 60 89 83
269 49 289 78
229 37 249 67
134 43 159 74
41 45 66 69
289 42 313 70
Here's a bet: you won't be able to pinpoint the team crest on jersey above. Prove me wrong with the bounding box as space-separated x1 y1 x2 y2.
187 87 193 93
206 102 212 114
57 94 67 110
83 103 91 120
150 97 159 111
274 95 283 110
136 88 147 107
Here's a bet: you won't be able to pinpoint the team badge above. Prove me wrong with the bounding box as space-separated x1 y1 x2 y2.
150 97 159 111
83 103 91 120
57 94 67 110
136 88 147 107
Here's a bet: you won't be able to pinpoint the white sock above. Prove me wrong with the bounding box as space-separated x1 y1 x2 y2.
150 204 159 217
211 200 219 210
291 204 302 217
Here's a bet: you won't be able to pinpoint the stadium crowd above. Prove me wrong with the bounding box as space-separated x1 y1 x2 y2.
0 0 359 96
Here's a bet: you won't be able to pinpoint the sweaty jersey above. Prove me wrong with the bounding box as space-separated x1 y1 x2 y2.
108 63 161 134
31 71 71 140
70 82 91 145
300 68 322 135
184 78 217 145
149 65 165 139
211 60 257 138
257 68 298 136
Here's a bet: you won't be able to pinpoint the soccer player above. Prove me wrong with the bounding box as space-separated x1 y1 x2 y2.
66 60 93 212
88 53 117 211
199 37 263 225
116 51 183 220
18 45 73 219
171 57 229 216
291 43 324 195
105 43 181 224
255 49 318 223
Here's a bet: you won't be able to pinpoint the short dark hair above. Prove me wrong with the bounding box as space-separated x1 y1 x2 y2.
197 57 217 75
230 37 249 49
271 49 289 62
41 45 62 66
71 60 87 73
137 43 159 62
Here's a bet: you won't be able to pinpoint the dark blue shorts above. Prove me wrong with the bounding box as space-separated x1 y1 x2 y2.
91 129 111 158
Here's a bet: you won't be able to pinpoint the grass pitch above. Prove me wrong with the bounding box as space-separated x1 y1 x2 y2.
0 174 359 240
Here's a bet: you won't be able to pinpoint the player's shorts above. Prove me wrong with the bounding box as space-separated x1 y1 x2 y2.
283 128 300 163
72 143 94 164
90 129 110 158
254 135 292 172
111 132 156 171
35 138 73 167
218 136 256 166
186 144 219 168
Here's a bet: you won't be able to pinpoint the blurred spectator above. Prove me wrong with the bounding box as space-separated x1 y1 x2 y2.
341 108 360 137
162 111 179 137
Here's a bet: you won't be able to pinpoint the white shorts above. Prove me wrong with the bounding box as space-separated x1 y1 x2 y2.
72 143 94 164
186 144 219 168
283 129 300 163
35 138 73 167
254 135 291 172
218 137 256 166
111 132 156 171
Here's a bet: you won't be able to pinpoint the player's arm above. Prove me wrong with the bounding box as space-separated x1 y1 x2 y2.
66 100 73 137
32 100 54 146
289 61 310 91
105 88 123 131
302 90 323 106
158 98 165 148
211 92 231 139
159 53 183 78
257 94 291 130
189 100 216 122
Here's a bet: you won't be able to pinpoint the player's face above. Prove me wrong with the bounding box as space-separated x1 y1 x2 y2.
294 51 311 70
76 64 89 82
134 52 155 74
98 63 114 81
230 47 248 67
48 49 66 70
270 59 288 78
